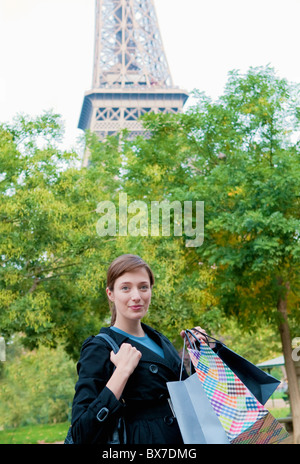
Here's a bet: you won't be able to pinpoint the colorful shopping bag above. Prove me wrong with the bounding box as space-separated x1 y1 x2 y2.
186 331 289 444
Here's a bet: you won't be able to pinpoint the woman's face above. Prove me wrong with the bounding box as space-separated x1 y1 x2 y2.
106 268 152 325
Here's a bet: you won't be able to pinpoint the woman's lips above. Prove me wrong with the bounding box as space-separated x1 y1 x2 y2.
129 305 143 310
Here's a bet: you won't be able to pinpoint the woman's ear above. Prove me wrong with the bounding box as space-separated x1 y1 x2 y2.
106 287 114 301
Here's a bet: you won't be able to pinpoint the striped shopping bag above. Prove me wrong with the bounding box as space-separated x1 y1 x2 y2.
186 331 289 444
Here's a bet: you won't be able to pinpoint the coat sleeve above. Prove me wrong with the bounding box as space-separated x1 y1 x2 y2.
71 337 125 444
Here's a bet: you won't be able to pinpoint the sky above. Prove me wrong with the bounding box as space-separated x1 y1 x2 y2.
0 0 300 152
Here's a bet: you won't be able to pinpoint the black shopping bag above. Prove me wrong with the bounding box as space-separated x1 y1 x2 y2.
191 328 280 405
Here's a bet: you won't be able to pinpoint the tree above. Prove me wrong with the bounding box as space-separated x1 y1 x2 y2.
0 113 218 359
0 112 104 356
0 335 77 428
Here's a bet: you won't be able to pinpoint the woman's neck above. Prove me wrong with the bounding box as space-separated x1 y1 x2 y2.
112 319 144 337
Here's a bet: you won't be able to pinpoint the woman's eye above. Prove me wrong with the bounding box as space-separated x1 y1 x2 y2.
121 286 129 291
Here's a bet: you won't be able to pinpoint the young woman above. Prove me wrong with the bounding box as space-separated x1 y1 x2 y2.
70 254 207 444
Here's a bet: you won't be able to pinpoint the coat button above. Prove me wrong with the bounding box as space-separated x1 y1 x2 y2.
164 416 174 425
149 364 158 374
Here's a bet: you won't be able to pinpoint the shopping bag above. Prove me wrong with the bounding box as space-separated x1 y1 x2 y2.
167 373 230 444
186 330 289 444
191 328 280 405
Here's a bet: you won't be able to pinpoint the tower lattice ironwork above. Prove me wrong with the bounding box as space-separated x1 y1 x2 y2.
79 0 189 165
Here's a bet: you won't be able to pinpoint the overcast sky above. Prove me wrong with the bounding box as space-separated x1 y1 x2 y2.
0 0 299 151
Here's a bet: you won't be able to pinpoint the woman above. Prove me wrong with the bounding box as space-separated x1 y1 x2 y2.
70 254 207 444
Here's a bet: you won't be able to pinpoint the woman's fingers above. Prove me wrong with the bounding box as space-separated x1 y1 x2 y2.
192 326 208 343
110 343 142 374
180 326 208 348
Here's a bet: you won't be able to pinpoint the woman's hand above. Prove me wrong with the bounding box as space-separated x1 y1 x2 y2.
106 343 142 400
180 326 208 348
110 343 142 376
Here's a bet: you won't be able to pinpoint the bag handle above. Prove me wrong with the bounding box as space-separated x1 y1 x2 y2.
179 336 187 381
190 327 224 350
95 333 120 354
185 329 204 348
179 330 203 380
184 329 214 350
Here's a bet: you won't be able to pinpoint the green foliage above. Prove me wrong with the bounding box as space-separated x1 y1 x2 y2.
0 336 77 429
0 112 218 356
218 318 282 365
0 66 299 364
0 113 110 357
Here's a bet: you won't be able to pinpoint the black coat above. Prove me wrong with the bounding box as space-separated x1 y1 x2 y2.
71 323 188 444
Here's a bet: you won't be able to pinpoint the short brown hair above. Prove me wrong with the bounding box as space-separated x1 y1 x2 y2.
106 254 155 325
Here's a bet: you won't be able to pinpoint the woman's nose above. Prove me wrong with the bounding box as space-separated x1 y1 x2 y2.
131 289 141 301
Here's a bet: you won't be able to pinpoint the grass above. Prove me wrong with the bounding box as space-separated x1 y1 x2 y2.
0 422 70 444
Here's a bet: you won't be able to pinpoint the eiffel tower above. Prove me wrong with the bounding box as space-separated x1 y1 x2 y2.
79 0 189 165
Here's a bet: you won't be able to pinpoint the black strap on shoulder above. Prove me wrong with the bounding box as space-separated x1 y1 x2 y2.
95 333 120 354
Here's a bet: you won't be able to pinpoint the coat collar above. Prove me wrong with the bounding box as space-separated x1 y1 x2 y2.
99 323 182 376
